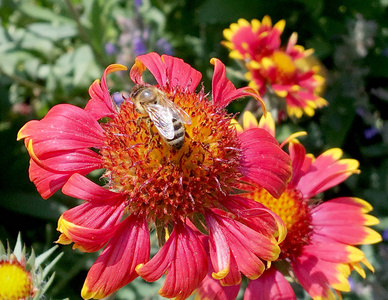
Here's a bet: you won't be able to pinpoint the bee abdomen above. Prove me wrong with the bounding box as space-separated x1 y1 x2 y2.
166 119 185 149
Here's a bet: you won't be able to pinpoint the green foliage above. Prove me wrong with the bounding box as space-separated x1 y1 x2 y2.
1 0 387 299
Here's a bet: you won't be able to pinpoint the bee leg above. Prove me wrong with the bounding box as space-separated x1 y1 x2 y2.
145 118 154 137
144 119 161 146
135 116 147 134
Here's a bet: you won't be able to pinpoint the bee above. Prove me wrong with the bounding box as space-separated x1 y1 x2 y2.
130 85 191 149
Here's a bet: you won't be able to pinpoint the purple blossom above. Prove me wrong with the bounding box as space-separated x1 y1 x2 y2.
112 92 125 107
382 228 388 241
364 127 380 140
156 37 174 56
134 0 143 11
105 42 117 55
132 36 147 56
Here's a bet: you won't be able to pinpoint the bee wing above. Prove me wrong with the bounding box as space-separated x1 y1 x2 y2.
161 97 192 125
145 104 175 140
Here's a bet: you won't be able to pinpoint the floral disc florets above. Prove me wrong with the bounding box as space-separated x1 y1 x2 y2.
0 256 34 300
245 186 312 259
101 85 241 223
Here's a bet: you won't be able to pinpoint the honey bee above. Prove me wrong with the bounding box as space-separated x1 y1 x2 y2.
130 85 191 149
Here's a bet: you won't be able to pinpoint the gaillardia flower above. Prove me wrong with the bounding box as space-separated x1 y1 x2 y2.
196 112 382 300
18 53 292 299
223 16 327 119
0 233 62 300
222 16 285 62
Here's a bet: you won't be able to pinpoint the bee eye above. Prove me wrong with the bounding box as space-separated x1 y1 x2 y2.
141 90 153 100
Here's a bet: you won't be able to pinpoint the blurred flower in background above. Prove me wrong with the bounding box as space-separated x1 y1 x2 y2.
223 16 327 120
196 111 382 300
0 233 62 300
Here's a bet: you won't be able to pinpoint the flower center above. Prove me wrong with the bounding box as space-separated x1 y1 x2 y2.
0 260 33 299
101 87 241 224
245 186 312 259
271 51 297 82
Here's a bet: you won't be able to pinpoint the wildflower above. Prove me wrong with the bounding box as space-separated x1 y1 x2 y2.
0 233 62 300
196 112 382 300
223 16 327 119
222 17 285 61
105 42 117 56
18 53 292 299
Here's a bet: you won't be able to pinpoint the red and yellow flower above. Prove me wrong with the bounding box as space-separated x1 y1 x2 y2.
17 53 292 299
223 16 285 61
0 255 35 300
223 16 327 119
0 233 61 300
196 112 381 300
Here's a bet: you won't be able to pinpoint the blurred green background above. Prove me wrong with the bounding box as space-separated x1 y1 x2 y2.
0 0 387 299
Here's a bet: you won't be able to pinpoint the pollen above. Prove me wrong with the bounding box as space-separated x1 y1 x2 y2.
0 257 34 300
100 86 241 224
245 186 312 259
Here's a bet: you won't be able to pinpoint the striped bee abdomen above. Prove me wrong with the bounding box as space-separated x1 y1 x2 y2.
165 118 185 149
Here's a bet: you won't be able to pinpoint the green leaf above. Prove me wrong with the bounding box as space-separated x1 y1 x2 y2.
27 22 78 41
72 44 94 86
35 245 59 266
19 3 74 24
320 96 356 147
295 0 324 17
196 0 274 25
0 191 67 221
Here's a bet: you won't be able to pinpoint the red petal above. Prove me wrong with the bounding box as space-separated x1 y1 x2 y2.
314 224 379 245
85 64 127 120
130 52 162 85
60 198 124 230
292 254 348 299
225 196 287 243
57 214 120 253
239 128 292 198
33 148 101 173
18 104 105 156
219 255 242 286
29 158 96 200
58 180 126 252
206 212 232 279
81 215 149 299
130 53 201 92
288 141 308 186
61 178 125 229
57 174 126 252
162 54 202 92
137 223 207 300
244 267 296 300
85 81 115 120
196 257 240 300
311 197 375 227
297 149 359 198
28 159 74 199
302 243 363 264
210 58 264 109
207 211 280 282
62 173 123 203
